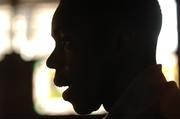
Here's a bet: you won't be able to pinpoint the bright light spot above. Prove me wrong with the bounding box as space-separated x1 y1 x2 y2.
0 5 12 60
33 60 76 115
18 3 56 61
156 0 179 85
12 15 28 56
157 0 178 53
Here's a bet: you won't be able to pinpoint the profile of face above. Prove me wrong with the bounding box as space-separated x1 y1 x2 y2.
46 1 111 114
47 0 162 114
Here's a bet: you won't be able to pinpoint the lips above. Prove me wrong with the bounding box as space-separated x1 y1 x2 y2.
54 67 101 114
62 87 102 114
62 86 71 101
54 67 70 87
62 88 94 114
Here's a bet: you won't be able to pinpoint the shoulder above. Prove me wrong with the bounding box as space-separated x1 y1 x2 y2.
105 65 180 119
160 81 180 118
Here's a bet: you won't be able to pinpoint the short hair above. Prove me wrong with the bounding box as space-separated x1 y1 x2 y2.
60 0 162 32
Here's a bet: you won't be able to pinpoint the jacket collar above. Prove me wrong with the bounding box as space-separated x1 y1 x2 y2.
104 64 167 118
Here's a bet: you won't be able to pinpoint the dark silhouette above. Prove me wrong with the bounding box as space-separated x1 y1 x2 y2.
0 53 38 118
47 0 180 118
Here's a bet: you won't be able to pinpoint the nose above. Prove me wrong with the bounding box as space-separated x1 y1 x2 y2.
46 47 58 69
46 50 56 69
46 47 66 69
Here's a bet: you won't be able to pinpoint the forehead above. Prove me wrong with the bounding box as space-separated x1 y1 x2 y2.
52 3 88 28
51 2 63 35
51 0 119 34
52 6 101 40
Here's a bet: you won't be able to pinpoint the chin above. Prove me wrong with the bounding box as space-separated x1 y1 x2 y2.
72 102 101 115
103 104 111 112
102 98 117 112
63 87 102 115
74 107 94 115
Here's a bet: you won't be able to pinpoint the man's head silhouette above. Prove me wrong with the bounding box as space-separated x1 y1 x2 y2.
47 0 162 114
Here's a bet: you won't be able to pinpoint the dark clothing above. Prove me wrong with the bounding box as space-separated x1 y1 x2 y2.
104 65 180 119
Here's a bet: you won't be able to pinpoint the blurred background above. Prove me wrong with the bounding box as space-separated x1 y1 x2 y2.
0 0 179 118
